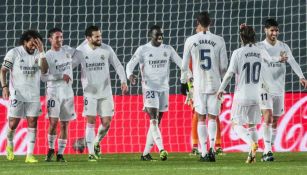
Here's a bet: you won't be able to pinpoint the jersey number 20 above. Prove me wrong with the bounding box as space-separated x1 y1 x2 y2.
200 49 211 70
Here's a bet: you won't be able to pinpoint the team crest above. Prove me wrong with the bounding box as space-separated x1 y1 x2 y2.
85 56 89 59
66 53 71 58
149 54 153 57
100 55 105 60
163 52 167 57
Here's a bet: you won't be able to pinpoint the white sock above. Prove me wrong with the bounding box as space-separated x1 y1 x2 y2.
143 128 154 156
48 134 57 149
197 121 208 157
248 126 258 143
94 124 109 144
57 139 67 155
7 128 15 147
208 119 217 149
85 123 95 155
263 124 272 153
233 125 253 147
26 128 36 156
149 119 164 151
271 128 277 146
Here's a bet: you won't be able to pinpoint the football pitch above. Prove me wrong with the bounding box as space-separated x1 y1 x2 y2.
1 152 307 175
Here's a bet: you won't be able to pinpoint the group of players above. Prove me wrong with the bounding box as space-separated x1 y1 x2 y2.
1 11 306 164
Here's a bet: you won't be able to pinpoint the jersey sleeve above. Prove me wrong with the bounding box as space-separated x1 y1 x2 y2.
219 38 228 78
2 49 15 70
72 49 85 69
181 37 192 83
126 46 142 79
285 44 305 79
218 50 237 92
108 46 127 83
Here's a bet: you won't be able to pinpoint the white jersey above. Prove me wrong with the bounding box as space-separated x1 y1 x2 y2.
257 40 305 96
77 42 126 99
219 44 279 105
2 46 41 102
126 42 183 91
43 45 84 98
182 31 228 94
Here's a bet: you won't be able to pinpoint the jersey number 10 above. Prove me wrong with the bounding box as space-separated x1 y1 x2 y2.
242 62 261 84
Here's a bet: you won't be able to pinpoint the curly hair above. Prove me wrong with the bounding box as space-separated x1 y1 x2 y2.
19 30 43 45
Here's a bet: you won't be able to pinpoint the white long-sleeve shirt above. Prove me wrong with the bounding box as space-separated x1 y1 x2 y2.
219 44 280 105
126 42 183 91
256 40 305 96
182 31 228 94
77 42 126 99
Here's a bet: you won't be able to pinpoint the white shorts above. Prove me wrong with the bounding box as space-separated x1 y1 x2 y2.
193 93 221 116
83 96 114 117
8 99 42 118
47 95 76 121
259 90 284 116
231 102 261 125
143 90 168 112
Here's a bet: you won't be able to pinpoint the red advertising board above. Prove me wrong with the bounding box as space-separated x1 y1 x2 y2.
0 93 306 155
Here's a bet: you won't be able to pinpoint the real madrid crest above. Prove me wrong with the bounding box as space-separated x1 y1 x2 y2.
66 53 71 58
100 55 105 60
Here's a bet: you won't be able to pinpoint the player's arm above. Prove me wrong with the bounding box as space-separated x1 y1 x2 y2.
33 38 48 74
217 50 237 100
108 46 128 94
72 49 85 69
181 38 193 95
1 49 15 99
219 39 228 78
126 47 142 85
284 45 307 88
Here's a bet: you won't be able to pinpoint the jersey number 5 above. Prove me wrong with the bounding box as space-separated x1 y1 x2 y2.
200 49 211 70
242 62 261 84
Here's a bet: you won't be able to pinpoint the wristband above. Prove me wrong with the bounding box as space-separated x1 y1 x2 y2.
39 51 46 59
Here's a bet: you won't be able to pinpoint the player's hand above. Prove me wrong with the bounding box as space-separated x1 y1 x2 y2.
279 51 288 63
2 87 9 100
121 82 128 95
63 74 71 83
181 83 189 96
300 78 307 89
129 74 137 85
217 91 223 100
33 38 44 53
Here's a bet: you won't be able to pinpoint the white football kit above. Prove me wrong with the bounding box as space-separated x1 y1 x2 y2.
77 42 126 117
257 40 305 116
126 42 183 112
2 46 42 117
43 45 83 121
219 44 280 125
182 31 228 115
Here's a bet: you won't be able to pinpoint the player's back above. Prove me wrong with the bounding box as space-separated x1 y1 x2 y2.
232 45 264 105
186 31 227 93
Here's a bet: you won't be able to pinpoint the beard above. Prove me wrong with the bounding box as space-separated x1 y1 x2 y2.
92 41 101 46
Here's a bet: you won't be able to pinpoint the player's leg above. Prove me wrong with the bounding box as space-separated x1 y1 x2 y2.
6 117 21 161
215 117 224 155
45 97 60 162
191 110 199 155
83 96 98 161
24 102 41 163
94 96 114 158
56 121 69 162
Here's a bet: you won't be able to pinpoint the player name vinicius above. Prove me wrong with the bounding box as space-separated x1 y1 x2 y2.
192 39 216 47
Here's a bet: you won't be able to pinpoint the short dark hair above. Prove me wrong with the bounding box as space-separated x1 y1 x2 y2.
240 25 256 45
148 25 161 36
18 30 43 45
196 11 211 28
85 26 100 37
264 19 279 28
48 27 62 38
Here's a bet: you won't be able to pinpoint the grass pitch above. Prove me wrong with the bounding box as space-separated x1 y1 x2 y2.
1 152 307 175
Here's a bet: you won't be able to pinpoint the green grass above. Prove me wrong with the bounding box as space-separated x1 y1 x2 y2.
1 152 307 175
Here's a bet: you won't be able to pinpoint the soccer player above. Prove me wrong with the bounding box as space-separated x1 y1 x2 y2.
217 24 286 163
77 25 128 161
257 19 307 161
181 11 228 162
42 28 84 162
0 30 48 163
126 25 184 161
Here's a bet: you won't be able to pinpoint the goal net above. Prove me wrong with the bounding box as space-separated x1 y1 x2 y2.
0 0 306 154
